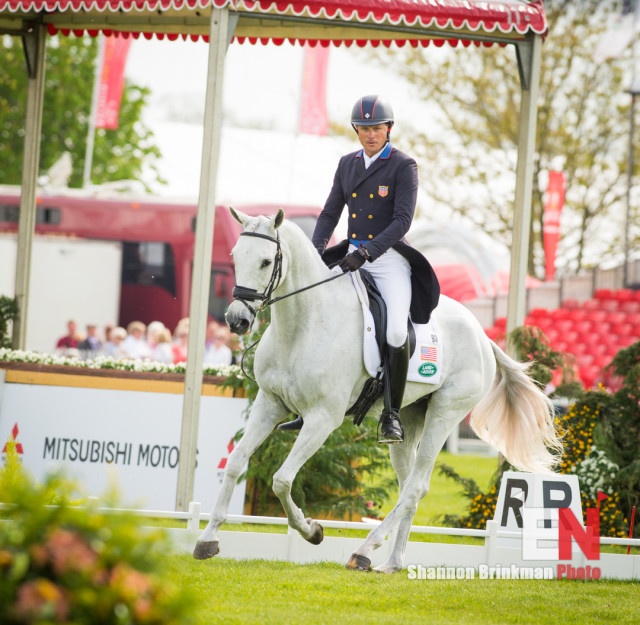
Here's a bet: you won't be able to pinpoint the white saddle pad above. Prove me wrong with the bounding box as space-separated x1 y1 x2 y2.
350 272 442 385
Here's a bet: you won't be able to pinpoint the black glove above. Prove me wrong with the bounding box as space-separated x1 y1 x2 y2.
339 250 366 273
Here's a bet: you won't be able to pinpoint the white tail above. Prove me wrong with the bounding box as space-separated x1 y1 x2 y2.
469 342 563 473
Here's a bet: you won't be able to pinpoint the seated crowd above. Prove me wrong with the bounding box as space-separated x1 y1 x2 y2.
54 318 236 366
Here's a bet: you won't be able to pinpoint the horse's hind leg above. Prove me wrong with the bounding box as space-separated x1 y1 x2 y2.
349 397 477 573
373 402 426 573
193 391 287 559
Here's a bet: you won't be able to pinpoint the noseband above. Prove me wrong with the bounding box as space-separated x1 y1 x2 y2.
231 228 348 324
231 231 283 316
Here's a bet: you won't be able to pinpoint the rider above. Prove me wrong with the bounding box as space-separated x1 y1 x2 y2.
280 95 440 444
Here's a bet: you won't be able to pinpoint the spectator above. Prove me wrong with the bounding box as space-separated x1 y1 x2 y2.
77 324 102 360
104 326 127 359
120 321 152 360
204 321 232 366
152 328 174 364
55 319 80 354
146 320 166 352
171 318 189 364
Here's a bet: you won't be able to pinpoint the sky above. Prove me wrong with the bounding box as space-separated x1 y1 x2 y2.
124 38 432 206
123 38 509 268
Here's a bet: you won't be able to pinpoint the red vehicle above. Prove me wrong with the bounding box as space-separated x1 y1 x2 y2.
0 186 323 333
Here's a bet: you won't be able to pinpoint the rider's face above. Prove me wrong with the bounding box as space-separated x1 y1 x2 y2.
355 124 389 157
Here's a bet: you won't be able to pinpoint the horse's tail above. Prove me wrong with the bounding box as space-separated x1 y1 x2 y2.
469 342 563 474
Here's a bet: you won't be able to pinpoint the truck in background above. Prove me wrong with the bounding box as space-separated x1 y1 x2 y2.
0 185 323 352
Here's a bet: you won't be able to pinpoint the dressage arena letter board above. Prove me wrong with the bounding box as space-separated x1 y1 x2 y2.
493 471 583 550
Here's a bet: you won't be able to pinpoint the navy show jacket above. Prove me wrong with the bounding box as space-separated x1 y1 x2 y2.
313 142 440 324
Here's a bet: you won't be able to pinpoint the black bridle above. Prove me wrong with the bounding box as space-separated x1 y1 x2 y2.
231 231 284 317
231 229 347 382
231 230 346 316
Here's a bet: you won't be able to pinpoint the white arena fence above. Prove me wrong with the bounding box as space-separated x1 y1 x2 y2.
3 501 638 580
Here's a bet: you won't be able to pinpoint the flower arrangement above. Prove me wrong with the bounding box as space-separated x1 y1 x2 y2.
438 331 637 538
0 348 243 384
0 438 194 625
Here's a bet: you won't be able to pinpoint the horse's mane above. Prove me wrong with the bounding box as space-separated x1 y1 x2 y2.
278 215 333 275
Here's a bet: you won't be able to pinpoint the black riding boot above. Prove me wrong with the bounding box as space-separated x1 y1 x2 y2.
378 338 409 444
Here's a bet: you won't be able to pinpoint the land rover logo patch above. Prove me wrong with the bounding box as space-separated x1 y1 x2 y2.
418 363 437 377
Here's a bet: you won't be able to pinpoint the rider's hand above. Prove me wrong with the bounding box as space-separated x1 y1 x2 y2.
339 250 366 273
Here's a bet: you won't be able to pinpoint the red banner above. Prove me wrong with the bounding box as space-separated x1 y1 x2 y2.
542 170 566 282
298 44 329 135
95 36 132 130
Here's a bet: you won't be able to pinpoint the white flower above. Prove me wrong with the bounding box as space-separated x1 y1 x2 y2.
0 348 243 381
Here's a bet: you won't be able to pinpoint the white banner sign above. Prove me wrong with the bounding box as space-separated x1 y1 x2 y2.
0 383 248 514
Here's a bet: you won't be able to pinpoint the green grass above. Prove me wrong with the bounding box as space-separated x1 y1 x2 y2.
171 556 640 625
159 452 638 624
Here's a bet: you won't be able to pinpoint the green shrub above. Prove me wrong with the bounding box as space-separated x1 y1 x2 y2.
0 296 18 348
0 439 194 625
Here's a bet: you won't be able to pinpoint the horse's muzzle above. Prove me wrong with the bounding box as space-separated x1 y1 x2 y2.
225 300 254 335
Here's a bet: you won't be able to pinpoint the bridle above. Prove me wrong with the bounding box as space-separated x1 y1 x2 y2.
231 230 346 317
230 229 347 382
231 231 284 317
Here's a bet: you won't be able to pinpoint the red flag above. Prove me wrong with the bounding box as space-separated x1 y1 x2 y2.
298 44 329 135
542 170 566 282
95 36 132 130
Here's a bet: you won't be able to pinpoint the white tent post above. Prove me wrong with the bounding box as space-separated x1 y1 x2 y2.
505 33 542 356
83 34 104 189
175 7 235 512
12 23 46 350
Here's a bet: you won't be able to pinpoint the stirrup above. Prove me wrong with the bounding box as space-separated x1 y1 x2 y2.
277 416 303 431
377 412 404 444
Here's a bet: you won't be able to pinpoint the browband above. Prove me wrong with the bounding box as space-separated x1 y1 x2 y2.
240 231 278 244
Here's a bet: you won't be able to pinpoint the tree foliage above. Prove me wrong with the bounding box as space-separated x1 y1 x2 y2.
592 340 640 522
0 296 18 349
367 1 638 277
0 34 164 189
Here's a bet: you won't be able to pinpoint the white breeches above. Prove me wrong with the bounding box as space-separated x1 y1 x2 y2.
350 244 412 348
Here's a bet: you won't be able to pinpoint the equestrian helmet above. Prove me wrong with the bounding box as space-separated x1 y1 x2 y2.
351 95 394 130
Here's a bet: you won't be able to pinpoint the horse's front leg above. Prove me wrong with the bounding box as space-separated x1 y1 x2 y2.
271 409 342 544
193 391 287 559
347 411 459 573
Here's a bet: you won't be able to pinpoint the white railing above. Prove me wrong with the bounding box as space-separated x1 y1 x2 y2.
4 501 638 578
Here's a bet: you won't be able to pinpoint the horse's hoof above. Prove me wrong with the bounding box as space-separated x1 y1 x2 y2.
193 540 220 560
303 518 324 545
346 553 372 571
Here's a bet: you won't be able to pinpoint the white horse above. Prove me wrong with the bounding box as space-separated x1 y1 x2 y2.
193 208 562 573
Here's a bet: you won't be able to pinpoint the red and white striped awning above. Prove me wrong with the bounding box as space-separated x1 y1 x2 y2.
0 0 547 45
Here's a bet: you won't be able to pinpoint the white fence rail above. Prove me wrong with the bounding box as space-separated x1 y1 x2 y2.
4 502 637 580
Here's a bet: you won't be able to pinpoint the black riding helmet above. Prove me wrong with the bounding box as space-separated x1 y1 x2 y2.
351 95 394 134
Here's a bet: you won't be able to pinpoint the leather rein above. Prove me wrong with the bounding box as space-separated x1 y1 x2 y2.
231 230 347 382
231 230 346 315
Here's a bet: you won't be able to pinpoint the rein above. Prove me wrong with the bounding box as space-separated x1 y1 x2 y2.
232 230 346 314
231 229 347 381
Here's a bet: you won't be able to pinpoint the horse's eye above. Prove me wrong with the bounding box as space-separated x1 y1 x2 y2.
261 259 272 269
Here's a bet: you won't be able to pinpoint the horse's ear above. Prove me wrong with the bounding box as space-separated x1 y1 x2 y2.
273 208 285 230
230 206 250 226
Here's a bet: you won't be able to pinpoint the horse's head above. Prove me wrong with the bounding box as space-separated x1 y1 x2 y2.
225 207 287 335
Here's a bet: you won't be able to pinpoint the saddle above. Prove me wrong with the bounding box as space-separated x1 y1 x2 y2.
347 269 416 426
